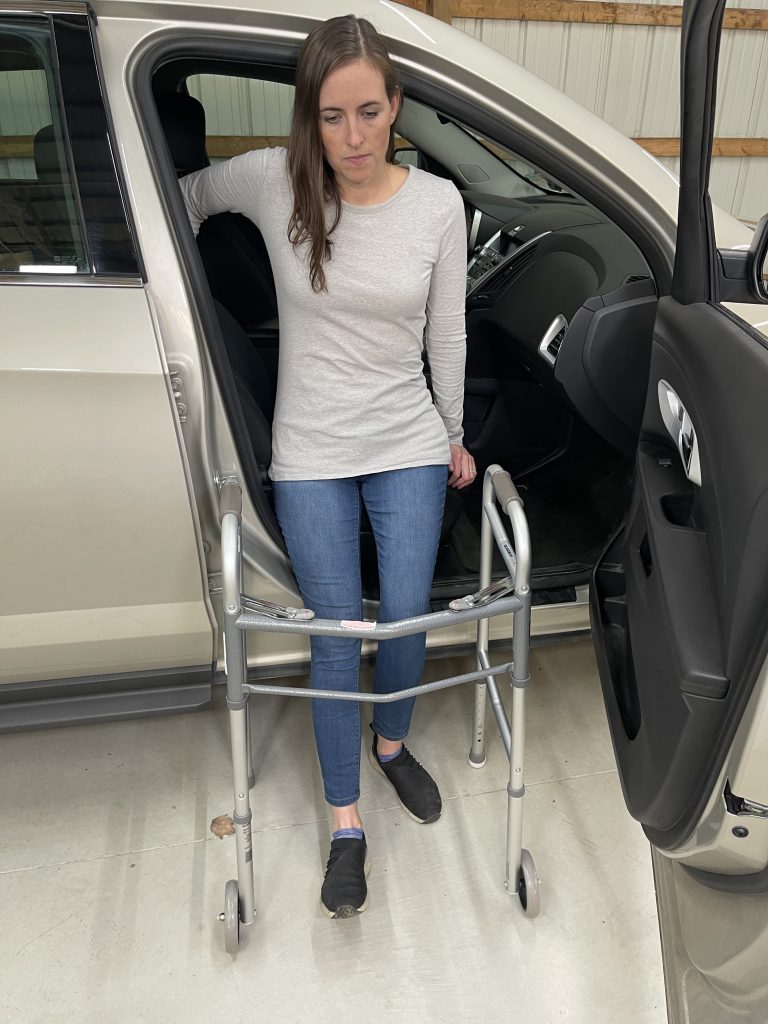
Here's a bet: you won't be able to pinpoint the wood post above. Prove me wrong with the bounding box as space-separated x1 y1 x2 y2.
426 0 454 22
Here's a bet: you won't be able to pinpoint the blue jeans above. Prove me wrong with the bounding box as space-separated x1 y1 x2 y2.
273 465 448 807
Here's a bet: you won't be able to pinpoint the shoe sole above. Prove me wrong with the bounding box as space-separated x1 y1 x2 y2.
320 849 372 920
367 747 442 825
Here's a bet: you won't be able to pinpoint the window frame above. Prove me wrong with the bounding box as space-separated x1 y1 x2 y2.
0 8 143 282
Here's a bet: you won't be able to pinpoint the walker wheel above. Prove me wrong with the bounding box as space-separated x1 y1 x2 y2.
517 849 540 918
223 879 241 954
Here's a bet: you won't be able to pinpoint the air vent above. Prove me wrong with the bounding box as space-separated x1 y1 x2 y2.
486 244 537 295
538 314 569 367
546 327 567 361
622 273 652 285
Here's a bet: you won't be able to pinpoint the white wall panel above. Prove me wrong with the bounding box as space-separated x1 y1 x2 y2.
187 75 293 137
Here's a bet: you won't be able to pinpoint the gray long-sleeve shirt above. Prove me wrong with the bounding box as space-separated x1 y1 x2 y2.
180 148 467 481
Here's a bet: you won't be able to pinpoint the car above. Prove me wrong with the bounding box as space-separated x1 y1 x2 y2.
1 0 767 1013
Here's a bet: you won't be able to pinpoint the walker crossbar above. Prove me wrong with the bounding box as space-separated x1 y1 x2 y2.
216 463 539 954
243 662 514 703
236 595 521 637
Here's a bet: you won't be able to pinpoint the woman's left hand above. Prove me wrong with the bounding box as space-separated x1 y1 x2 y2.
448 444 477 489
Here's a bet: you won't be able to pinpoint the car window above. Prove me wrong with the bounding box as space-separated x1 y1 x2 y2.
187 74 429 173
457 122 569 198
0 17 87 274
187 75 295 162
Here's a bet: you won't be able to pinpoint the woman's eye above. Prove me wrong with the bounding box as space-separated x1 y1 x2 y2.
363 111 379 120
323 115 340 125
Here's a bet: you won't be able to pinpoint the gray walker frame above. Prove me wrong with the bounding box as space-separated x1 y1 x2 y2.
218 464 539 954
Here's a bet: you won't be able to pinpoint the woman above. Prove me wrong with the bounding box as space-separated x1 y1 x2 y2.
181 14 475 918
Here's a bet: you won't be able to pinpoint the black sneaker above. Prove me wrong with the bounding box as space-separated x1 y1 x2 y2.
320 837 370 919
368 729 442 824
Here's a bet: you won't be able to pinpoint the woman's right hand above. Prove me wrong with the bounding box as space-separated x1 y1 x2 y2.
448 444 477 489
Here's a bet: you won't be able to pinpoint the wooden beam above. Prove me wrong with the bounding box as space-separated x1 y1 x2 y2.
206 135 288 157
405 0 768 31
454 1 682 23
426 0 454 21
205 136 418 156
638 137 768 158
4 134 768 163
0 135 35 158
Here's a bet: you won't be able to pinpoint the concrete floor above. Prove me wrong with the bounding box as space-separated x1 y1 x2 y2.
0 637 666 1024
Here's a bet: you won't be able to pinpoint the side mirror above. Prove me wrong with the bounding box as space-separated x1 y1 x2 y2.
394 146 427 170
717 215 768 304
748 213 768 302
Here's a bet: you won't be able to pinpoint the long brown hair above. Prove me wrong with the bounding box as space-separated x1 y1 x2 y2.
287 15 401 292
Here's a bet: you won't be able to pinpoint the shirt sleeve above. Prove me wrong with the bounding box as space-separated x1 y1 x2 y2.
178 148 272 236
425 184 467 447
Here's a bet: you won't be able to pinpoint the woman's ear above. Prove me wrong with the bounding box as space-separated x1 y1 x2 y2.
389 89 401 124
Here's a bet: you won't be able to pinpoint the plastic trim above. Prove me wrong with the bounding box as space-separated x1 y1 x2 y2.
0 665 213 731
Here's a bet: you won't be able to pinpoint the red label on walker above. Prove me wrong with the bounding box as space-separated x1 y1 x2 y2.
340 619 377 629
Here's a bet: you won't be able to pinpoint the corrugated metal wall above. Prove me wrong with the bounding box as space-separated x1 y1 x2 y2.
187 76 294 139
455 0 768 222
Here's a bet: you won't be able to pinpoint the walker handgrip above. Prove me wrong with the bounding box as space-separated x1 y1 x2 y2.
491 469 523 510
219 481 242 522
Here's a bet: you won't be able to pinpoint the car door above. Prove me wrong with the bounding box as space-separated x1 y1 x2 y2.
0 8 215 728
592 0 768 859
589 0 768 1012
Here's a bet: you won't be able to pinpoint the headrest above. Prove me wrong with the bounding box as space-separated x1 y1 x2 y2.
33 124 60 181
155 92 209 177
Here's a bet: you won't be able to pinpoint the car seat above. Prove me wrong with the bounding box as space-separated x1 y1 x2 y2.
155 91 277 332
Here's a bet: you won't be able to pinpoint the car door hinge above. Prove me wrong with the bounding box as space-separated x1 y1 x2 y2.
208 572 222 596
168 366 188 423
725 781 768 819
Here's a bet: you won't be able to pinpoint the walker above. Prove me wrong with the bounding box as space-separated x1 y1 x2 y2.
217 464 539 954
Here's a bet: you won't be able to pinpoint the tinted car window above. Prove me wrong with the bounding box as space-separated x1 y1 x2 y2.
52 15 140 276
0 16 87 274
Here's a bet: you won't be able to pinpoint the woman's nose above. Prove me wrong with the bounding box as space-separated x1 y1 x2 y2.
347 122 364 147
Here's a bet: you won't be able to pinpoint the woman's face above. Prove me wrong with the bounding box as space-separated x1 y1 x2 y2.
318 59 399 193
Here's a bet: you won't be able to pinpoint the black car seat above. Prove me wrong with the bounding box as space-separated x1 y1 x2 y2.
155 91 277 332
32 123 59 181
213 299 273 478
25 124 78 262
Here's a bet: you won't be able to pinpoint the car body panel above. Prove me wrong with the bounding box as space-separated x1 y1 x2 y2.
0 280 215 683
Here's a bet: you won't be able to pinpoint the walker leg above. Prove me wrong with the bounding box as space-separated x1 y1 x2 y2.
468 677 487 768
220 508 256 952
228 699 256 926
246 696 256 790
470 501 494 768
504 599 539 916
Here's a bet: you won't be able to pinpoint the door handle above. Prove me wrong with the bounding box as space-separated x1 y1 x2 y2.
658 380 702 486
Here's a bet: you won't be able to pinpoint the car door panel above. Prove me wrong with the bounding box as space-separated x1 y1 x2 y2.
0 283 215 686
592 293 768 849
585 0 768 863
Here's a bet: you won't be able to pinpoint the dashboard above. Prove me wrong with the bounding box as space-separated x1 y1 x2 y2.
461 190 652 377
460 191 658 457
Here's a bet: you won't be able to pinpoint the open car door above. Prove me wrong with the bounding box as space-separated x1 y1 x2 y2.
589 0 768 1015
590 0 768 882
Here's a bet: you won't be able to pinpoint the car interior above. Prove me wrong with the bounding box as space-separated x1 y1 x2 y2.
151 60 658 609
